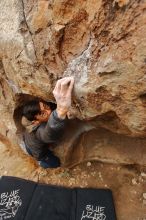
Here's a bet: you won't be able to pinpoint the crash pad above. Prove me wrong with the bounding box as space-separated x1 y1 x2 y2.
0 176 116 220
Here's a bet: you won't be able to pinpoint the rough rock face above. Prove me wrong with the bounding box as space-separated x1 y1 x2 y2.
0 0 146 166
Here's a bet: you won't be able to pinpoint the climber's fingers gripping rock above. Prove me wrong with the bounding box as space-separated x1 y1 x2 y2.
53 77 74 119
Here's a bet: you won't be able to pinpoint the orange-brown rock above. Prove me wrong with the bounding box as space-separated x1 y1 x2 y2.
0 0 146 167
0 1 146 219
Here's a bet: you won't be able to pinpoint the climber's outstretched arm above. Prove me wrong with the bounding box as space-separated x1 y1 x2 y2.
36 77 75 144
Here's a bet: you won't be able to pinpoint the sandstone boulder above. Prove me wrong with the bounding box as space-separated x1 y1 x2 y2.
0 0 146 166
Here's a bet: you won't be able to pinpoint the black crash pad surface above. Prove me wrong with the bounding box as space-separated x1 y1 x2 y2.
0 176 117 220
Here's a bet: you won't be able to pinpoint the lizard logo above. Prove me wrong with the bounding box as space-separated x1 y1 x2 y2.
0 189 22 220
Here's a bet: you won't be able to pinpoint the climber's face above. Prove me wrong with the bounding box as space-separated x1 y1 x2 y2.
35 102 52 123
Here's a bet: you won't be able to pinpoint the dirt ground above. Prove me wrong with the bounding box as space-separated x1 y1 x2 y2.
0 145 146 220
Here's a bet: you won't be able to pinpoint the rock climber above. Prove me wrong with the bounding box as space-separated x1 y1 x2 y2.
20 77 74 169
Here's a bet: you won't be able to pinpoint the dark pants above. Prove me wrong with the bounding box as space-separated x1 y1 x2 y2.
25 144 60 169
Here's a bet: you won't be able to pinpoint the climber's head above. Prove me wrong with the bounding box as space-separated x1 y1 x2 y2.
22 100 56 123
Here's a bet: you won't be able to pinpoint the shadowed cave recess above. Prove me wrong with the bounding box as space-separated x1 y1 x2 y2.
13 94 146 168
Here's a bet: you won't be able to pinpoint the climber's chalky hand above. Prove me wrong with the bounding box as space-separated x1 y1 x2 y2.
53 77 74 119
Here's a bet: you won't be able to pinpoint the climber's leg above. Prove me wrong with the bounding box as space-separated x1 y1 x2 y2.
38 150 60 169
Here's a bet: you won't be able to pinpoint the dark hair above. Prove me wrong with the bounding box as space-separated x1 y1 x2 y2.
22 100 57 121
22 100 41 121
45 101 56 111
